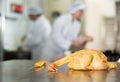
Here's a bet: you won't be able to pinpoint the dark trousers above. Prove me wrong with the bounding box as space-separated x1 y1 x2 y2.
3 50 18 61
3 49 32 61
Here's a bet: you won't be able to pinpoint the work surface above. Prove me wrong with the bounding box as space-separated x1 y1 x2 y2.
1 60 120 82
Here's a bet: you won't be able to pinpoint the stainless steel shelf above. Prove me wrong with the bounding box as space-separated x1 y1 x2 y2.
2 60 120 82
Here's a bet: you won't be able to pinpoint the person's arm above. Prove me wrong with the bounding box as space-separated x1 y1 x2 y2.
24 23 45 48
73 22 81 41
52 18 72 50
73 22 81 45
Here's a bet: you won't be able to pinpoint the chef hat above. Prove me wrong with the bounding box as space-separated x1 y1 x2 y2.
28 7 43 15
69 1 86 14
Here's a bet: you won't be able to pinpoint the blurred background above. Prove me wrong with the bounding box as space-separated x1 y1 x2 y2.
0 0 120 62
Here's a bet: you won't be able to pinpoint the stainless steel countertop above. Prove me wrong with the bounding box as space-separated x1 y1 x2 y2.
2 60 120 82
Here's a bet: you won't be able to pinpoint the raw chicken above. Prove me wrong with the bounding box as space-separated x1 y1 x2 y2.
48 50 116 72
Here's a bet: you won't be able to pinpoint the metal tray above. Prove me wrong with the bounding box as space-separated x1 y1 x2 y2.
2 60 120 82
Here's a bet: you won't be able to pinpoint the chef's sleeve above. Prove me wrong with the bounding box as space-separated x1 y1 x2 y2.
24 23 45 48
52 18 72 50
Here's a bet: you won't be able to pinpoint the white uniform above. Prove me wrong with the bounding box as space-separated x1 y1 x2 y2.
23 15 51 61
41 14 80 62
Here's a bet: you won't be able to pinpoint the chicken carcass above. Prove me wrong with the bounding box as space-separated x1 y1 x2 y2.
48 50 116 72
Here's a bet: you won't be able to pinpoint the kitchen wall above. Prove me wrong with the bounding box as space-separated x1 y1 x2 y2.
116 2 120 53
84 0 117 51
45 0 74 23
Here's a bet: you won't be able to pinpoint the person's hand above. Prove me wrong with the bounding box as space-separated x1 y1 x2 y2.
77 34 94 46
78 34 93 42
21 36 26 44
71 40 81 48
85 35 93 42
81 41 87 46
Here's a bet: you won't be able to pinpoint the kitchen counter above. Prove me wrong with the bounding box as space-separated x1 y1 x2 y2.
1 60 120 82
